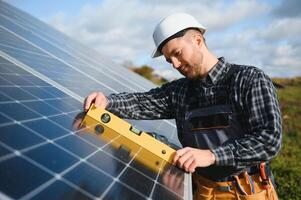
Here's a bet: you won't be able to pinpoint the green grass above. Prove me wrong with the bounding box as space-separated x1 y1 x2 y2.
271 78 301 200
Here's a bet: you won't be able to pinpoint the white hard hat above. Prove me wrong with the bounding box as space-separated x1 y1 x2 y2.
151 13 206 58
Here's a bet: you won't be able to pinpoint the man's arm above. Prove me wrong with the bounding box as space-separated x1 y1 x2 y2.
211 71 282 167
84 82 175 120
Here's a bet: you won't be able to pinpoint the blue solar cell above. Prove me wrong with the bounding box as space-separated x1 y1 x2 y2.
23 118 69 139
0 145 11 157
55 135 97 158
42 87 68 98
0 124 45 150
152 184 183 200
0 92 13 102
0 86 38 100
87 151 126 177
24 143 79 173
22 86 57 99
49 114 75 130
2 74 35 86
0 76 11 85
103 182 146 200
0 102 42 121
0 112 12 124
23 100 62 116
0 156 52 199
130 159 159 180
63 163 113 197
120 167 155 196
31 180 93 200
45 99 77 113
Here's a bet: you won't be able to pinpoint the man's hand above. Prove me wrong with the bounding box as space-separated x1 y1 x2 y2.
172 147 216 173
83 92 108 111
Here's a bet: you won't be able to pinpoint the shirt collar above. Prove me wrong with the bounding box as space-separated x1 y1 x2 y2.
207 57 228 85
195 57 228 86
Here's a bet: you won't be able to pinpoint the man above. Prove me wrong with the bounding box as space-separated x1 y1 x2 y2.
84 13 281 199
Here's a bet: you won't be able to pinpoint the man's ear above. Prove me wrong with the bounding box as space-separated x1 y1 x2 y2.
193 34 203 47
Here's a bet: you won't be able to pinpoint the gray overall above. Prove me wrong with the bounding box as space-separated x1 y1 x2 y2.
182 65 252 181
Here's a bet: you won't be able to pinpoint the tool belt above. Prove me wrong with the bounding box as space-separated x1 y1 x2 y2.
193 163 278 200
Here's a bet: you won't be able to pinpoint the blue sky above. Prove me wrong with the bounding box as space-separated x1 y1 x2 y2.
7 0 301 79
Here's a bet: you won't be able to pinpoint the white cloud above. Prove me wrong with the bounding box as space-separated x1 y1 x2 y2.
260 18 301 41
47 0 301 79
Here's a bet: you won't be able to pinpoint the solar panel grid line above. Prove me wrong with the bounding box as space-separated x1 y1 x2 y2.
98 147 147 200
0 51 84 102
88 144 158 199
1 11 178 138
0 92 81 128
0 26 119 95
1 116 98 156
0 13 146 93
52 142 148 200
0 138 48 162
0 142 15 163
1 1 158 92
0 11 154 92
0 67 178 184
0 85 67 105
1 111 171 200
0 43 51 57
0 91 65 104
1 123 117 199
19 141 109 200
1 32 178 144
20 176 61 200
0 93 81 137
148 159 166 199
0 26 50 56
0 100 42 122
64 129 184 199
19 156 96 200
0 54 185 198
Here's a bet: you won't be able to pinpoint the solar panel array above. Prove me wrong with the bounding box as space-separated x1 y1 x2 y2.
0 1 192 199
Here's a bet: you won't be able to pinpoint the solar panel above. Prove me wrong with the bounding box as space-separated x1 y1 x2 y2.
0 1 192 199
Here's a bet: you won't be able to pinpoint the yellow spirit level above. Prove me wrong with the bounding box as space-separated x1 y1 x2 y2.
80 104 176 165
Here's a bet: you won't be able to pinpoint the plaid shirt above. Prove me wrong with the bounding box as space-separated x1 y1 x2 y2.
107 57 282 168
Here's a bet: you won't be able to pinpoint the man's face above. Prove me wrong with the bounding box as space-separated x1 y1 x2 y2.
161 33 203 79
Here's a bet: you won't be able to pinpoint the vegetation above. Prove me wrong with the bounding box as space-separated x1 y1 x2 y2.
271 77 301 200
132 65 301 199
129 65 168 85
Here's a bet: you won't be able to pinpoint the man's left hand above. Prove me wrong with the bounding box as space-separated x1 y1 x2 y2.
172 147 216 173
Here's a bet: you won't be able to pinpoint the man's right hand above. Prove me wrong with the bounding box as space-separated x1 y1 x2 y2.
83 92 108 112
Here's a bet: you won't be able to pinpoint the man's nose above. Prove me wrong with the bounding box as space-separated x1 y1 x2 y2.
171 58 181 69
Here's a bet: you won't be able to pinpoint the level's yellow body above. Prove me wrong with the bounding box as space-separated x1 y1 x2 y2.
80 104 176 172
